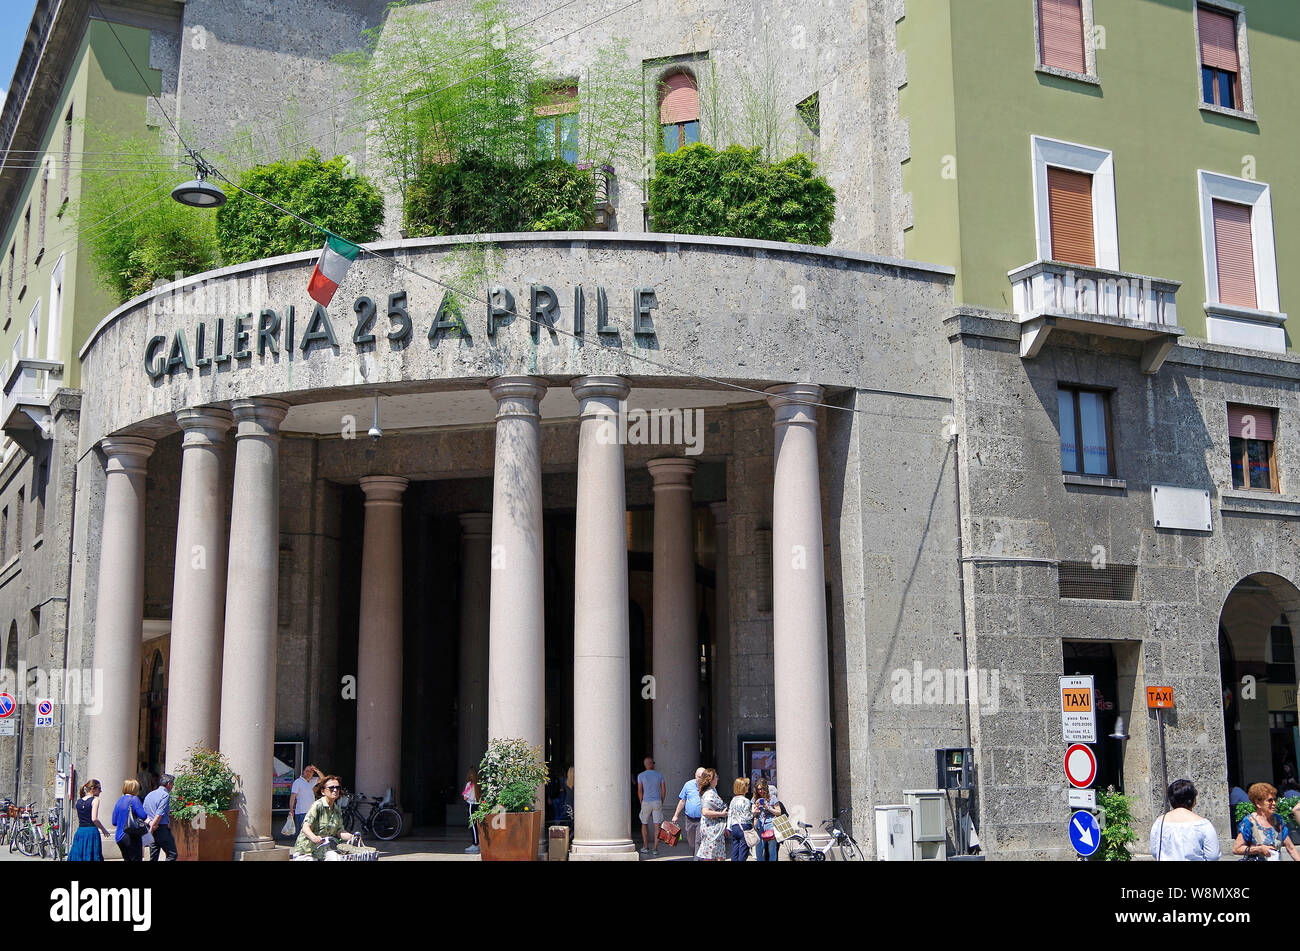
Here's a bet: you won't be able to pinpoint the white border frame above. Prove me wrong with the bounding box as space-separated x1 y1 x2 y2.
1031 135 1118 270
1197 169 1278 313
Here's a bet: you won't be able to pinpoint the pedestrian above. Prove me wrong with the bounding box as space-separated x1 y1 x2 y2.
727 776 754 862
669 766 705 853
636 755 666 856
695 769 728 861
751 779 785 862
1149 779 1220 861
463 768 481 854
111 779 149 861
1234 782 1300 861
67 780 110 861
143 773 178 861
288 764 319 835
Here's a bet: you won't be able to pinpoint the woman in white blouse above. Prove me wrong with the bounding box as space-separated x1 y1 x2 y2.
1150 779 1221 861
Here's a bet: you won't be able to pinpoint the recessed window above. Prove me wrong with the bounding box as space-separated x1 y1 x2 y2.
1038 0 1086 73
659 72 699 154
1031 136 1118 270
1227 403 1277 492
1211 199 1255 308
1197 170 1281 348
1047 167 1095 266
535 84 578 163
1059 386 1114 476
1197 4 1246 111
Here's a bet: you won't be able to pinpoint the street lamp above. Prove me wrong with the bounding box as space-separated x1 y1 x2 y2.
171 167 226 208
1109 715 1130 794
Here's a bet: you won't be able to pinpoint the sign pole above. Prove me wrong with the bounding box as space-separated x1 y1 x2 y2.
1156 707 1169 811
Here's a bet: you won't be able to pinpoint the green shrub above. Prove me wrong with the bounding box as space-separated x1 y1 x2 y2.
404 156 595 236
170 747 237 828
1096 787 1137 861
648 143 835 245
470 737 549 826
216 151 383 264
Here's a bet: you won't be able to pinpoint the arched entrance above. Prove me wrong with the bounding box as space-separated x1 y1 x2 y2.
1218 574 1300 798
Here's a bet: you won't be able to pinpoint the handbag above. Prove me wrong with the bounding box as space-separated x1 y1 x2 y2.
281 812 297 836
124 800 147 839
657 820 682 846
742 826 760 849
772 812 795 842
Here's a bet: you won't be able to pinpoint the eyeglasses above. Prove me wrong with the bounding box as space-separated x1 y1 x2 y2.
1265 797 1277 803
325 786 340 792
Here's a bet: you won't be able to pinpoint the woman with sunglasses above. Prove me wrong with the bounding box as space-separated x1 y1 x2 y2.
1233 782 1300 861
291 774 358 860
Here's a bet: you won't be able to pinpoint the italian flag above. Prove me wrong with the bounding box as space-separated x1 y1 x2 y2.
307 234 361 306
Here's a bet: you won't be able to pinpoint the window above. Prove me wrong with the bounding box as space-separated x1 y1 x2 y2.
1227 403 1277 491
1037 0 1087 74
15 489 23 555
37 161 48 255
659 72 699 153
1031 136 1117 269
1059 386 1114 476
1212 199 1255 308
6 247 13 316
1197 170 1281 350
32 457 47 539
1197 4 1245 111
20 207 29 294
26 300 39 359
796 92 820 160
1058 562 1137 600
534 84 578 163
61 103 72 202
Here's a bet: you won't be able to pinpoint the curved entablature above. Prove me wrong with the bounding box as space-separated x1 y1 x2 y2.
77 232 955 450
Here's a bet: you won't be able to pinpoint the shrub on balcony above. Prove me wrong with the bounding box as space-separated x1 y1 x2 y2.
404 156 595 236
648 144 835 245
216 151 384 264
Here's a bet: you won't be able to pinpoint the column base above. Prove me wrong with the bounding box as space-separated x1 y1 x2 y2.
568 839 640 861
233 836 278 854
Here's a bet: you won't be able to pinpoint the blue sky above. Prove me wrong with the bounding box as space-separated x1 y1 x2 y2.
0 2 40 105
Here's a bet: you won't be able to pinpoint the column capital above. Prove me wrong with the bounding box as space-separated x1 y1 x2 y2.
489 376 547 420
100 435 155 474
766 383 823 428
647 457 698 490
359 475 409 506
571 375 629 404
459 512 493 537
709 501 728 525
175 406 234 448
231 398 290 438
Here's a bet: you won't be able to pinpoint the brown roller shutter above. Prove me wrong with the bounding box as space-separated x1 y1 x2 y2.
1212 199 1257 308
659 73 698 125
1039 0 1086 73
1047 166 1096 267
1198 6 1239 71
1228 404 1275 441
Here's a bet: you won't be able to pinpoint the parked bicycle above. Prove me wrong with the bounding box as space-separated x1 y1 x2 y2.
0 799 13 846
339 790 403 841
44 805 66 860
9 802 45 857
785 809 866 861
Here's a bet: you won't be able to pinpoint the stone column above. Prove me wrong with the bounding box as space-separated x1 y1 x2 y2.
86 436 154 832
487 378 547 754
457 512 492 784
710 502 730 775
570 376 637 860
646 457 698 799
164 408 232 770
218 398 289 852
355 476 408 800
766 383 832 838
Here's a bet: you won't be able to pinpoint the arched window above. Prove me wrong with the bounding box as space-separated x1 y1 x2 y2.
659 72 699 153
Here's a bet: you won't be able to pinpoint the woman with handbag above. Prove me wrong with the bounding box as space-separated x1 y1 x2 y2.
727 776 754 862
67 779 110 861
751 779 785 862
695 769 729 861
1149 779 1220 861
111 779 149 861
1233 782 1300 862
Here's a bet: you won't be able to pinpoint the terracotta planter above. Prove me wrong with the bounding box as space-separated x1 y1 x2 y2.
476 810 543 861
175 809 240 861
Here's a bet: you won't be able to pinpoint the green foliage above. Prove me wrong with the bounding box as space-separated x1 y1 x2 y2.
1096 787 1138 861
170 747 237 828
216 151 383 264
1233 797 1300 836
405 157 594 236
77 131 220 303
470 737 549 825
648 144 835 245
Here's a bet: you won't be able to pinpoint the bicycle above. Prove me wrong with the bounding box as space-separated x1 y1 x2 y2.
44 805 66 860
784 810 866 861
339 790 403 841
11 802 45 857
0 799 13 846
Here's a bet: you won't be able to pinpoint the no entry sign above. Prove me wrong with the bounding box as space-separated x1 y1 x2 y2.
1065 743 1097 789
0 693 14 718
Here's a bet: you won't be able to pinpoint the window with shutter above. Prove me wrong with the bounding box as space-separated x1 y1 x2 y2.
1047 167 1095 267
659 73 700 153
535 85 579 163
1198 5 1240 109
1227 403 1277 491
1039 0 1086 74
1212 199 1256 309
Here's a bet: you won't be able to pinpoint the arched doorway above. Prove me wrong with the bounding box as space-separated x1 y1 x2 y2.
1218 574 1300 798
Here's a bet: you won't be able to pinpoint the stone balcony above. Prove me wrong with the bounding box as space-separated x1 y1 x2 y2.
2 358 62 454
1008 260 1185 374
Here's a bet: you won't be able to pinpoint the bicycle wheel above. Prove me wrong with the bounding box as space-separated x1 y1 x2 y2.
371 806 402 841
835 835 866 861
15 826 39 857
784 835 813 861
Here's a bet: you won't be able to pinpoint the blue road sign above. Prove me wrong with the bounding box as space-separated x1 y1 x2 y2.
1069 809 1101 857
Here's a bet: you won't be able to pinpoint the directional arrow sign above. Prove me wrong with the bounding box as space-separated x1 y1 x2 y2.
1064 743 1097 789
1069 810 1101 857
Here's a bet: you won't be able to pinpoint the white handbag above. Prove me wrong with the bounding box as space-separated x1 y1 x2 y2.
281 813 297 836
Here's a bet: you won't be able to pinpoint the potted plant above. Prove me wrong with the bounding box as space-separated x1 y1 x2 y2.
471 737 549 861
170 747 240 861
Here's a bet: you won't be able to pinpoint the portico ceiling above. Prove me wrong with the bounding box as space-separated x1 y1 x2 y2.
280 385 763 435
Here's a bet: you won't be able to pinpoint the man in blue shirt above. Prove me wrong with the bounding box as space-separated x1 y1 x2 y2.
636 756 667 856
670 766 705 853
143 773 177 861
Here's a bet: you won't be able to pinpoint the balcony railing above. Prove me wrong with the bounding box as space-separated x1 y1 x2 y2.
2 358 63 450
1008 260 1185 374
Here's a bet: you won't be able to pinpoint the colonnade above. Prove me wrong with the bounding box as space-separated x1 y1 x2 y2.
83 376 832 857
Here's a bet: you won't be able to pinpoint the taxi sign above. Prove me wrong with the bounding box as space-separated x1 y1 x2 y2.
1146 685 1174 709
1059 675 1097 743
